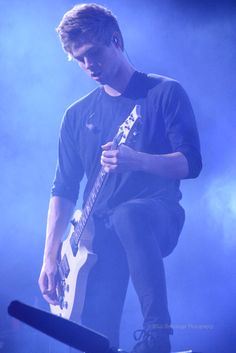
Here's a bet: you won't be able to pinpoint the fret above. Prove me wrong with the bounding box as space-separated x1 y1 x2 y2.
90 192 96 202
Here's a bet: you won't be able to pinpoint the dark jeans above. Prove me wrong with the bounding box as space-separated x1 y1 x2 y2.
81 198 185 347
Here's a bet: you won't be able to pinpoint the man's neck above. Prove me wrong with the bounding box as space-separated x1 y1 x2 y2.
104 63 135 97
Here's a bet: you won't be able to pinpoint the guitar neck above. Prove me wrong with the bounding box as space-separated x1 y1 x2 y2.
83 166 108 220
73 166 108 244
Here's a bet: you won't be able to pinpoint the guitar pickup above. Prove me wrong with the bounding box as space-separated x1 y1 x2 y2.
61 254 70 278
70 232 78 257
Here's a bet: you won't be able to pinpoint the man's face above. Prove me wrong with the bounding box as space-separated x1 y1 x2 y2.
71 39 121 85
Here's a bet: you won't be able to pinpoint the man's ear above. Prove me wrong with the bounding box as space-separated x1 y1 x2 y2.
113 36 119 46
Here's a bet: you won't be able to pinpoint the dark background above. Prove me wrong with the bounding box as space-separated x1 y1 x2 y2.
0 0 236 352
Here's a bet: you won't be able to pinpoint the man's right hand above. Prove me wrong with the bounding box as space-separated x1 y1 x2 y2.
38 259 59 305
38 196 75 306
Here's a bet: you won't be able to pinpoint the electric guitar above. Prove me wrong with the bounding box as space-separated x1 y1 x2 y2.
50 104 142 320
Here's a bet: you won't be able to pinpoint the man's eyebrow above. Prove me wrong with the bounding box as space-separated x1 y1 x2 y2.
74 47 99 61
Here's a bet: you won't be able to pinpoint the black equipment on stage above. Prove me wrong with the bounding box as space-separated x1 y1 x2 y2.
8 300 124 353
8 300 202 353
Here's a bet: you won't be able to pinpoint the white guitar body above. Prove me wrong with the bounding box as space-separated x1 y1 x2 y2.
49 105 142 321
50 210 97 320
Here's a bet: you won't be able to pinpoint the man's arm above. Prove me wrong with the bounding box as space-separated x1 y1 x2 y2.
101 143 189 179
38 196 75 305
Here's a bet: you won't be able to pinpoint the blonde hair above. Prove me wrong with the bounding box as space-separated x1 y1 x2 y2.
56 3 124 60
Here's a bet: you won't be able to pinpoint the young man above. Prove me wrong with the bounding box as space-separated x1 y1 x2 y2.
38 3 202 353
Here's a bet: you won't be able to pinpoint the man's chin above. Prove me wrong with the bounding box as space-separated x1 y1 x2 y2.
91 71 101 79
92 75 105 84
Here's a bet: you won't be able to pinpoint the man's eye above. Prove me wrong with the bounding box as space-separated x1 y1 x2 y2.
74 54 84 63
76 57 84 63
74 47 103 64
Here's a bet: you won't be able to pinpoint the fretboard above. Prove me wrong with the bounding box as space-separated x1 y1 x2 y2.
73 166 108 245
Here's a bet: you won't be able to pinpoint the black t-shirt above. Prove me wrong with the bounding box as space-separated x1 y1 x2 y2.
52 72 202 213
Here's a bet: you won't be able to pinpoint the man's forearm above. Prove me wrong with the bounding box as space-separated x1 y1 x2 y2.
43 196 75 262
101 143 189 178
137 151 189 179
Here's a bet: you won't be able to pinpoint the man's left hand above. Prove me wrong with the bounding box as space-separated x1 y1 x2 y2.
101 142 139 173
